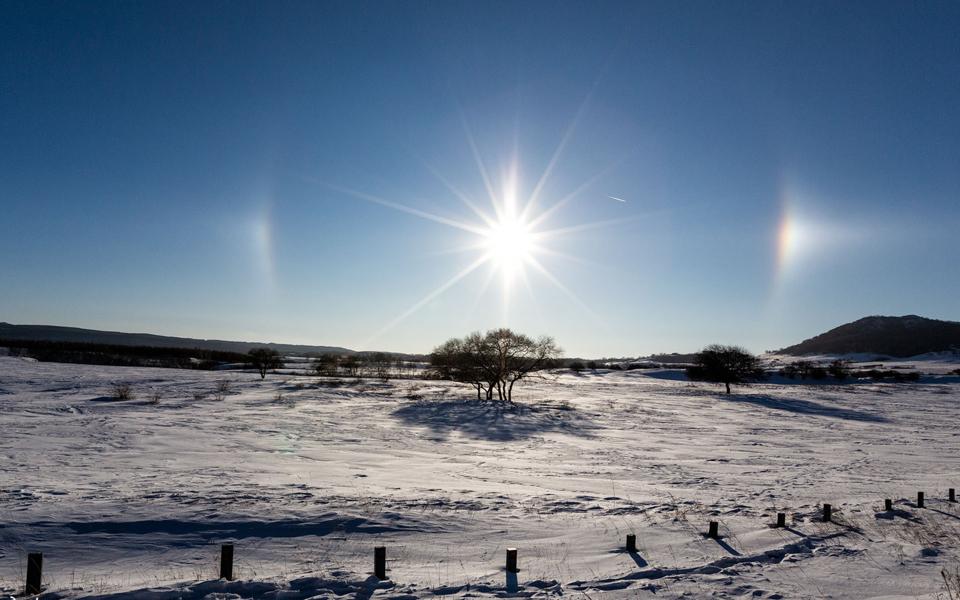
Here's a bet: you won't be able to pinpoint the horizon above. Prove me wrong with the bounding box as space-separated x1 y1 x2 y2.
3 312 956 359
3 2 960 357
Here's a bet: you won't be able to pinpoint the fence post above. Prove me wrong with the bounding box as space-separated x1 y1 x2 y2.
374 546 387 579
707 521 719 539
822 504 832 522
625 534 637 552
884 498 892 511
505 548 518 573
220 543 234 581
950 488 956 503
26 552 43 595
917 492 924 508
776 513 786 528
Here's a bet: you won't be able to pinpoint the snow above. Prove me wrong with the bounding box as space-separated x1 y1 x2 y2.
1 356 959 598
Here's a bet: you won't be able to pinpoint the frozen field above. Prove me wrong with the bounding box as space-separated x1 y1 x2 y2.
2 356 959 599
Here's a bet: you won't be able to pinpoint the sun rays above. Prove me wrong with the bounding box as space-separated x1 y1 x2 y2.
317 107 635 345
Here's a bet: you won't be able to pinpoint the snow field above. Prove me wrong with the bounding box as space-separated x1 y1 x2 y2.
1 356 959 598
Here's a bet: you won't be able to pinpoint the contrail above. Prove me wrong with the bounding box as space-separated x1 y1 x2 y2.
608 195 627 203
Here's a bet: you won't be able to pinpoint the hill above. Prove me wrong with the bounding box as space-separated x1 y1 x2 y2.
779 315 960 358
0 322 354 356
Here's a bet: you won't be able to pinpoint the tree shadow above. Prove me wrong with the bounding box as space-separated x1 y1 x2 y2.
391 398 597 442
720 393 889 423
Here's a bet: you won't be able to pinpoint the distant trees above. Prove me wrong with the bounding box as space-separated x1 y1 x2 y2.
780 359 851 381
312 353 339 376
248 348 282 379
311 352 413 380
686 344 764 394
430 328 562 402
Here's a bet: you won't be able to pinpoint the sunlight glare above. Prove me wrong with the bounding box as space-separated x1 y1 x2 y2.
483 214 535 270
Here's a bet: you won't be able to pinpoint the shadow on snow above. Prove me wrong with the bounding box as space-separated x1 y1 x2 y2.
720 393 889 423
15 514 428 544
391 397 597 441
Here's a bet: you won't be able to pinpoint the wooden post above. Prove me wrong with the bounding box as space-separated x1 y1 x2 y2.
917 492 924 508
374 546 387 579
707 521 719 539
26 552 43 595
776 513 786 528
505 548 518 573
884 498 892 511
822 504 832 522
220 544 234 581
625 534 637 552
950 488 956 503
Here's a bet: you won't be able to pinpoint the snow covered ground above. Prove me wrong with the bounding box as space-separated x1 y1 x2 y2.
2 356 959 599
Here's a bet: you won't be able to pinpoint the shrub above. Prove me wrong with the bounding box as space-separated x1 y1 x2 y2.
828 359 851 381
214 380 231 401
568 360 586 372
112 383 134 401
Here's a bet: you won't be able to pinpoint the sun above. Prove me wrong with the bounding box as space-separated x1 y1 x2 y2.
322 111 631 342
483 213 535 272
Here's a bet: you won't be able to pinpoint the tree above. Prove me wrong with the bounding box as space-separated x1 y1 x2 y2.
430 329 562 402
248 348 282 379
313 353 339 377
686 344 764 394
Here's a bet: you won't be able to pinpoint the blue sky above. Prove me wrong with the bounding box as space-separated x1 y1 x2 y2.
2 1 958 357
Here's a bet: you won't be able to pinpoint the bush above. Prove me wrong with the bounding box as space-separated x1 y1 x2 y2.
854 369 921 382
214 380 231 401
112 383 134 401
828 359 851 381
568 360 586 372
781 360 829 380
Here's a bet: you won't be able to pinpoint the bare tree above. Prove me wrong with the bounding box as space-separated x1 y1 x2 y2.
313 353 339 377
430 329 562 402
686 344 764 394
248 348 282 379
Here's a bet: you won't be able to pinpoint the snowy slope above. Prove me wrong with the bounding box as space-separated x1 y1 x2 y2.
1 356 959 598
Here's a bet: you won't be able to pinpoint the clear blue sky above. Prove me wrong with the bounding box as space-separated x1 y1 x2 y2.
2 1 958 357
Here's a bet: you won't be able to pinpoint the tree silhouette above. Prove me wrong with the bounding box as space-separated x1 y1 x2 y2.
248 348 282 379
431 329 561 402
686 344 764 394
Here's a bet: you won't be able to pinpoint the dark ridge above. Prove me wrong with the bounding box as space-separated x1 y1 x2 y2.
779 315 960 358
0 322 353 356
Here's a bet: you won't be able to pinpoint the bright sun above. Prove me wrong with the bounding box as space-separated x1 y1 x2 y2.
483 215 535 270
324 119 630 342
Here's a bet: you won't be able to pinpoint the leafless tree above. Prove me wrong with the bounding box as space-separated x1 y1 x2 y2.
248 348 282 379
686 344 764 394
430 329 561 402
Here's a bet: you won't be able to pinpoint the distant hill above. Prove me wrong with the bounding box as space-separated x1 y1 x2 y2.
0 322 354 356
779 315 960 358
